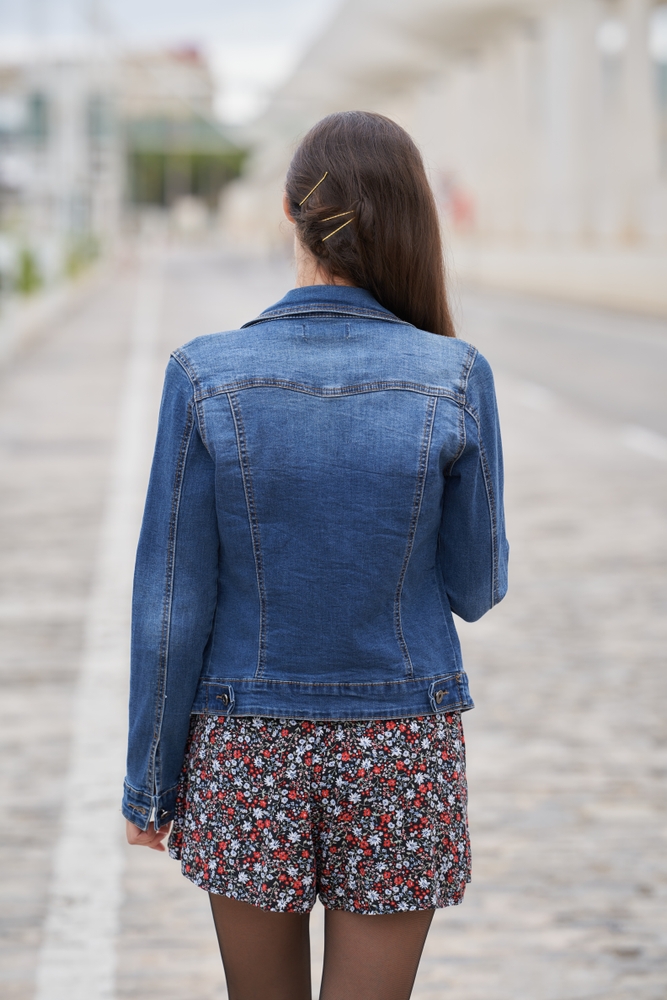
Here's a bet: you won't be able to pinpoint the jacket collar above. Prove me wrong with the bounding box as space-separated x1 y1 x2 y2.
242 284 409 328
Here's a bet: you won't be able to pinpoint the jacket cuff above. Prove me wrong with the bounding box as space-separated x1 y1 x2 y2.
122 779 179 832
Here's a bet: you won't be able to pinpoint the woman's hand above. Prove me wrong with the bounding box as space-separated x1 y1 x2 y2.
125 818 171 852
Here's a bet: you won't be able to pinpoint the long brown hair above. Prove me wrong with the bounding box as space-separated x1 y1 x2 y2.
285 111 456 338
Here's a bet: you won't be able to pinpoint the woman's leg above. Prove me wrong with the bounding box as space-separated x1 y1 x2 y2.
319 907 435 1000
209 893 312 1000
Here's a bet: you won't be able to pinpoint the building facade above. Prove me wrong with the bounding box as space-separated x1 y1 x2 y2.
0 42 244 293
226 0 667 311
120 46 245 215
0 41 121 291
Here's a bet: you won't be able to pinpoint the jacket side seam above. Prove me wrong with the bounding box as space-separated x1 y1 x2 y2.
171 349 201 391
148 401 195 809
459 343 478 396
171 347 199 389
444 344 477 479
444 398 467 477
170 351 211 452
194 400 210 452
226 391 268 678
464 402 499 607
193 380 464 404
394 395 438 678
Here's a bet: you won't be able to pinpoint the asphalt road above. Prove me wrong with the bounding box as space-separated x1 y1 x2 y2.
1 244 665 1000
457 287 667 438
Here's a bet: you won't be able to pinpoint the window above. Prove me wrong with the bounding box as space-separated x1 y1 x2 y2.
25 92 49 144
86 94 112 143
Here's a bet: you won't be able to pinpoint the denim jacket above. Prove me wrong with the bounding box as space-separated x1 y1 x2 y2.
123 284 508 830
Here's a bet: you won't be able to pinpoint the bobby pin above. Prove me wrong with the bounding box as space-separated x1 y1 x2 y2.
322 217 355 241
299 171 329 206
321 210 354 222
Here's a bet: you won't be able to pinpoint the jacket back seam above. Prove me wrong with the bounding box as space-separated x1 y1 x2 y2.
227 391 268 678
394 395 438 678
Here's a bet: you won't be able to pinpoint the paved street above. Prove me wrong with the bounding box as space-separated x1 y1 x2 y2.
1 243 666 1000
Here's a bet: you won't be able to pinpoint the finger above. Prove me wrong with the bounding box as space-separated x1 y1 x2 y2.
126 819 171 849
139 823 171 851
127 827 157 846
125 820 148 845
126 828 145 845
146 828 170 851
149 823 172 851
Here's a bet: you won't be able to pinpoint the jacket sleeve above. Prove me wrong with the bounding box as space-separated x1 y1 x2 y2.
122 357 219 831
438 350 509 622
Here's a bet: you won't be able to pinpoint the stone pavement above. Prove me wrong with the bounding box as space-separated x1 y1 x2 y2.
0 244 665 999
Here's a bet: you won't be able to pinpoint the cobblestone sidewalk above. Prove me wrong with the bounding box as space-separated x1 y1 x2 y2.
0 247 665 999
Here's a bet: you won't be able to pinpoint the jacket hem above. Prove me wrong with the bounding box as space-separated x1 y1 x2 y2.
190 671 474 721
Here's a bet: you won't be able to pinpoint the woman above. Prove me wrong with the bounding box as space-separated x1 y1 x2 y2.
123 111 508 1000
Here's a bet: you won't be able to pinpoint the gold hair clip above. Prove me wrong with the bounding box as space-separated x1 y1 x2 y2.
299 171 328 206
322 216 355 241
321 210 354 222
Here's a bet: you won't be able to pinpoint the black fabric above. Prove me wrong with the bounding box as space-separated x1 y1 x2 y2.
209 894 311 1000
209 893 434 1000
320 907 434 1000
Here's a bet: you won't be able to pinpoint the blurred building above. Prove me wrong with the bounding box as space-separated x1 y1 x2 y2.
120 46 245 215
226 0 667 314
0 41 120 292
0 42 246 294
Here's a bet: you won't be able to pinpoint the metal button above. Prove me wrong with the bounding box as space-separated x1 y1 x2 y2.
435 689 444 705
217 693 229 706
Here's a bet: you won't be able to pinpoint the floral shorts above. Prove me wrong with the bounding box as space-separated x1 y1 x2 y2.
168 712 471 914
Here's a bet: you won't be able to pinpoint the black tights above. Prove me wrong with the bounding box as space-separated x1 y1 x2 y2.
210 893 434 1000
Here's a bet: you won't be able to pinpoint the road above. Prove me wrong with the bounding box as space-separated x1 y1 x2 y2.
457 286 667 438
0 243 665 1000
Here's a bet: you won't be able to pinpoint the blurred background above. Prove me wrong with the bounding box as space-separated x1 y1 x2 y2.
0 0 666 309
0 2 666 1000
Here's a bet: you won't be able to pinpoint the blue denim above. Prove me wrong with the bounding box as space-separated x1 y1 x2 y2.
123 285 508 830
